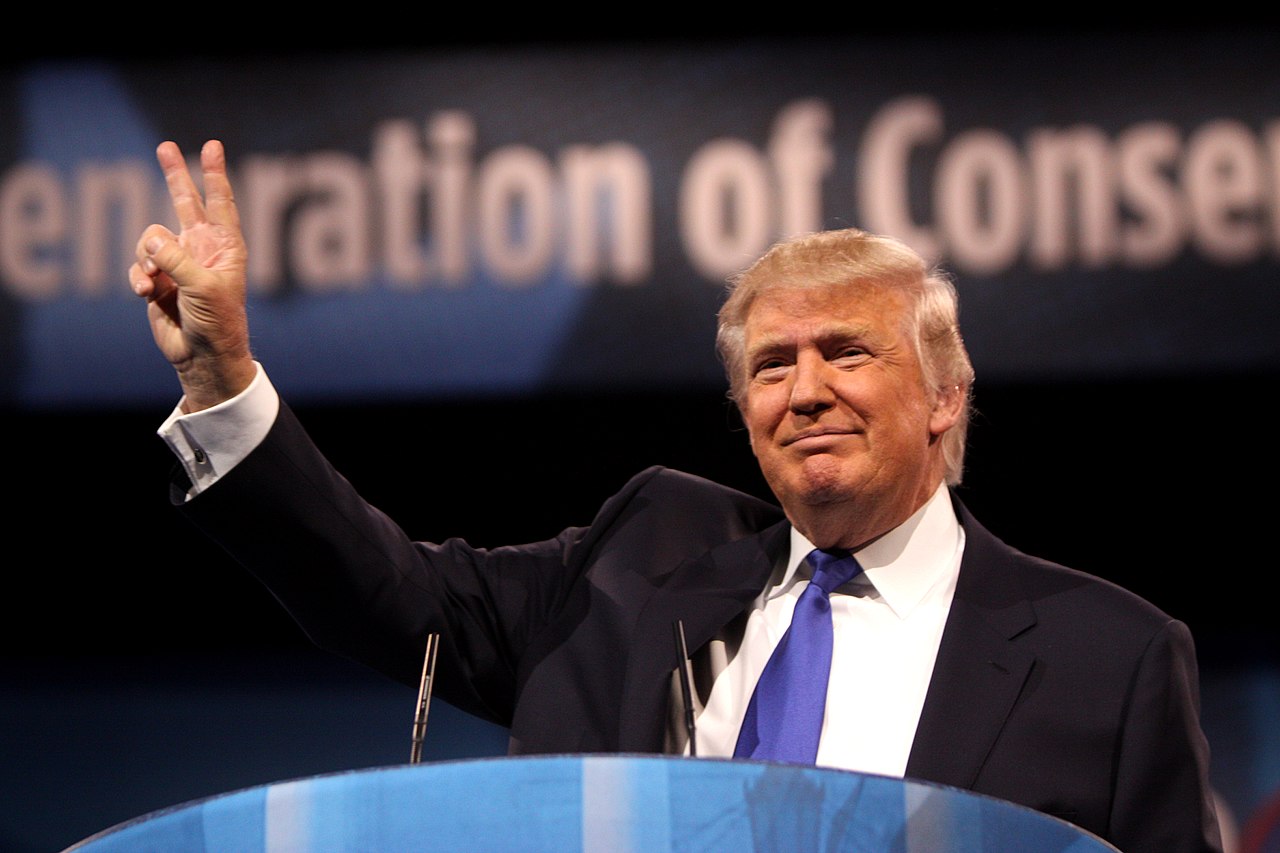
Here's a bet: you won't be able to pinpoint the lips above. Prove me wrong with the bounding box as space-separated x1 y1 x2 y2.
781 426 857 447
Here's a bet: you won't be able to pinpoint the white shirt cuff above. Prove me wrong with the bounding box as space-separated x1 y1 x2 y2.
157 362 280 500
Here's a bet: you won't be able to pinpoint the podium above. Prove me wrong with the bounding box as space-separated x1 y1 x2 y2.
65 755 1118 851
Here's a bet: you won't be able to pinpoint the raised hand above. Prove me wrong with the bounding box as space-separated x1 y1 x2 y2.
130 140 256 412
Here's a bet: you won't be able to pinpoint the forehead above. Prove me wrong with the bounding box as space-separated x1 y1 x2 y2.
742 282 913 345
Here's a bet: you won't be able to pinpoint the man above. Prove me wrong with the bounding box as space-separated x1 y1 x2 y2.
131 140 1222 853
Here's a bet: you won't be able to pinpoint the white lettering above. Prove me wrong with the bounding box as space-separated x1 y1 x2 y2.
373 119 431 284
0 164 65 300
858 96 943 262
1027 126 1116 269
1185 119 1266 264
935 130 1025 275
679 139 772 279
239 155 294 294
3 100 1279 303
561 142 652 285
429 111 476 284
769 99 834 240
290 153 371 290
1116 122 1185 267
77 162 153 295
476 145 556 284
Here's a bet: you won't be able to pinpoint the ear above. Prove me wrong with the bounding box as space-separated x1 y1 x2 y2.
928 383 967 437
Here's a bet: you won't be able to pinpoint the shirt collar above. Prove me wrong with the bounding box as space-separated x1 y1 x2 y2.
770 482 964 620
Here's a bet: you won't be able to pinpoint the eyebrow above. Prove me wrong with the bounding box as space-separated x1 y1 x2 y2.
745 321 881 361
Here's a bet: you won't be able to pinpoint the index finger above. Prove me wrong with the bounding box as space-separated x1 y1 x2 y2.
200 140 241 231
156 140 207 230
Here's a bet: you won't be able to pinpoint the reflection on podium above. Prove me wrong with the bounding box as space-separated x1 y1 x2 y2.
65 755 1118 852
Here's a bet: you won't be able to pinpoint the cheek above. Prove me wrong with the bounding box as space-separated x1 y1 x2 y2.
880 381 933 428
740 394 772 448
745 413 769 459
744 412 785 463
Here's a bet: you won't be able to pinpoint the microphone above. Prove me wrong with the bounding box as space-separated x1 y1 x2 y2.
410 633 441 764
672 620 698 757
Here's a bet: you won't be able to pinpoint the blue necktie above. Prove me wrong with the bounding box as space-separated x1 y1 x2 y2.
733 548 864 763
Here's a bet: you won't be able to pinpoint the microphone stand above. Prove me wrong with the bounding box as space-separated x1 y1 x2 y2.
672 620 698 757
410 633 441 765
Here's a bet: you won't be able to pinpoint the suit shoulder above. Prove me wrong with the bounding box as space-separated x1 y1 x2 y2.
957 500 1180 639
1014 547 1188 660
568 466 784 564
991 533 1175 622
625 465 782 520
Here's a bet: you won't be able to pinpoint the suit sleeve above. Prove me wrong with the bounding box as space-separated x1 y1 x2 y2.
173 401 604 728
1108 618 1223 853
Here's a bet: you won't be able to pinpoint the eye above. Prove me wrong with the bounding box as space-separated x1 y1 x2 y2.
831 346 868 363
752 357 791 381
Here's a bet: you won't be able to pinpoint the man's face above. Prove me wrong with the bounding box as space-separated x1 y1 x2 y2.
740 282 959 547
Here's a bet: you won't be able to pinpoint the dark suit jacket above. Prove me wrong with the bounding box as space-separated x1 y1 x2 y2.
177 402 1221 853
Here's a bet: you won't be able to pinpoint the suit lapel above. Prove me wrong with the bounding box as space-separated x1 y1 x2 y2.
905 498 1038 788
609 492 1040 776
617 521 790 752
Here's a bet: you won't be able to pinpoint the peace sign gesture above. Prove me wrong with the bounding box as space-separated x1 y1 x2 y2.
130 140 256 413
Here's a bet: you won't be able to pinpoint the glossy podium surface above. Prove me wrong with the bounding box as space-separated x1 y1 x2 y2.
66 755 1117 852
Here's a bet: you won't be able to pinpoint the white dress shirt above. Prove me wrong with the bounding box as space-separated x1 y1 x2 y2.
692 483 963 777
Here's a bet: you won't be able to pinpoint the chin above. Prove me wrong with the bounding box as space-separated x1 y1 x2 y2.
786 475 862 509
793 485 857 508
794 455 862 499
761 454 868 509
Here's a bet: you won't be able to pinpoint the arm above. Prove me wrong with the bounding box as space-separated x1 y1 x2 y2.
130 141 566 724
1109 619 1223 853
174 401 582 725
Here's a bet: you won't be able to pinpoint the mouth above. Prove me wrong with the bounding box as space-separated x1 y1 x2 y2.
781 426 857 448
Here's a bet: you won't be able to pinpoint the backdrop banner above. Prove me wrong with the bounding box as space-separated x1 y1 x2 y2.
3 32 1278 407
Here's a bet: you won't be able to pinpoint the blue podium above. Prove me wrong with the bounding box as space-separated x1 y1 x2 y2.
65 755 1118 851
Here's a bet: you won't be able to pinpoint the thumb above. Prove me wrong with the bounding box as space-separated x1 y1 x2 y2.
145 234 209 289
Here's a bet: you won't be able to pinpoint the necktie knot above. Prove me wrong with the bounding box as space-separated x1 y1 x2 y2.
807 549 863 596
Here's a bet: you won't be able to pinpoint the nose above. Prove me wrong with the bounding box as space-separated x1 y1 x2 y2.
788 351 835 415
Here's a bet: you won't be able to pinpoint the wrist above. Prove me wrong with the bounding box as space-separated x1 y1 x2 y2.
177 353 257 413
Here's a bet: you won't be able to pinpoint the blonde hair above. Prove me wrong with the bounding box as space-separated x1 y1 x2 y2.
716 228 975 485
